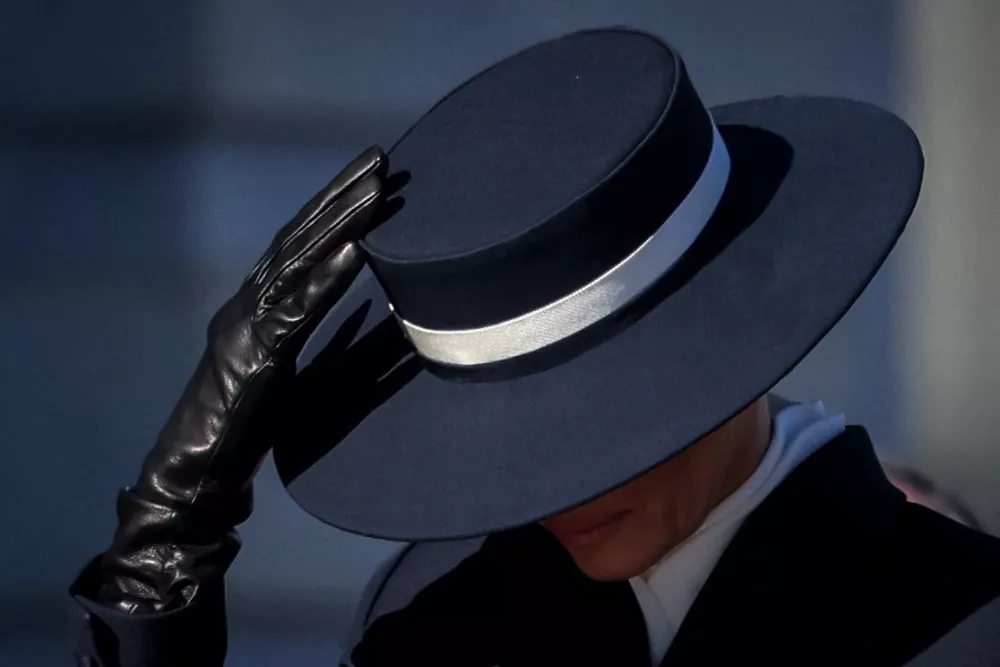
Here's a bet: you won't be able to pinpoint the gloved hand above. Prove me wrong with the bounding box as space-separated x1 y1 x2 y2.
90 146 389 614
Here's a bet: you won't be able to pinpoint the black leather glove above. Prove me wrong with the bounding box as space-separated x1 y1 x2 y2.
69 147 389 667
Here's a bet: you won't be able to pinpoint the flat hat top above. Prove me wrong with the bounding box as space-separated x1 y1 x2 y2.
364 29 677 260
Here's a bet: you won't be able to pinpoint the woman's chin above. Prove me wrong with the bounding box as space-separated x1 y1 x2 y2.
566 545 652 582
557 526 668 582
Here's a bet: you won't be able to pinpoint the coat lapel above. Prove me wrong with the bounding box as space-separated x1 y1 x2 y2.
659 426 907 667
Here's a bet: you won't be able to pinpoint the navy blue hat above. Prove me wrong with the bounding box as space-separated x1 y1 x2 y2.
273 27 923 541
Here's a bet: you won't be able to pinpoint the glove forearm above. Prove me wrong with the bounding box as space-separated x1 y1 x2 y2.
94 487 244 614
68 147 389 663
71 554 229 667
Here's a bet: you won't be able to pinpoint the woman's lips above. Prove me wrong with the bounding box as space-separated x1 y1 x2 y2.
545 511 629 548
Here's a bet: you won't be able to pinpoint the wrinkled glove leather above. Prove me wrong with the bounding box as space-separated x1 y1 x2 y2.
90 147 389 614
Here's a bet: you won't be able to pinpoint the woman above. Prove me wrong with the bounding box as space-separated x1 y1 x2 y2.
71 29 1000 667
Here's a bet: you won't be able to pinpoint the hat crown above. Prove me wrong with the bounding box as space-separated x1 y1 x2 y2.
362 28 723 366
366 29 678 261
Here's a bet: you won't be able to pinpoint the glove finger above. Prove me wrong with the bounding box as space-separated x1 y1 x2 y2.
298 242 367 319
258 173 382 309
301 146 387 224
270 191 405 351
262 242 367 358
281 242 368 348
246 146 387 285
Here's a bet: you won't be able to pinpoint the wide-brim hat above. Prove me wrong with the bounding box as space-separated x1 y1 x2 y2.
272 27 923 541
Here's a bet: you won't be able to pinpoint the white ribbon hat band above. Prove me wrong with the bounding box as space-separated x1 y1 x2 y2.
394 123 732 367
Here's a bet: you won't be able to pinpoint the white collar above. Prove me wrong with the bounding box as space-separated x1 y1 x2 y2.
628 400 846 665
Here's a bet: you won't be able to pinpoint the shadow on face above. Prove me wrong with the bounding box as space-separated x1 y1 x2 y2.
540 396 772 581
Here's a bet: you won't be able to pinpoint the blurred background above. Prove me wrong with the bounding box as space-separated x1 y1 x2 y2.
1 0 997 664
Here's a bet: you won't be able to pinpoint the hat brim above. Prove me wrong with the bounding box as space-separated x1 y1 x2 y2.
273 95 923 541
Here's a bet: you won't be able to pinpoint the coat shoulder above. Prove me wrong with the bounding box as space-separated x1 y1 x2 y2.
903 594 1000 667
875 502 1000 666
